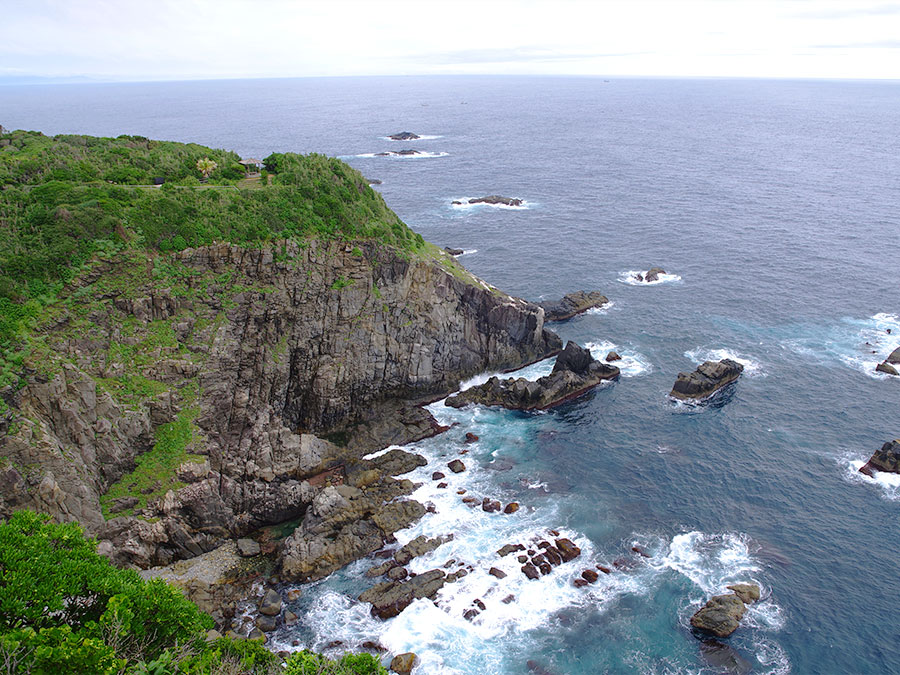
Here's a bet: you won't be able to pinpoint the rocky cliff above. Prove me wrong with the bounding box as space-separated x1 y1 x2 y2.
0 239 560 569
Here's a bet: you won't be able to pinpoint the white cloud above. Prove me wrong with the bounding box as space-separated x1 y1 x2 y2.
0 0 898 81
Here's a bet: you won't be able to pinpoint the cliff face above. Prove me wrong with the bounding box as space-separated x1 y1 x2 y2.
0 240 559 568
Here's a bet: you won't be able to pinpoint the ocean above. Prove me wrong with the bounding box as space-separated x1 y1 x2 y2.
3 75 899 674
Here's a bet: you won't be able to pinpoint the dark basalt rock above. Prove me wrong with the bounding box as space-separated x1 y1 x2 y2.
645 267 665 282
452 195 523 207
388 131 420 141
538 291 609 322
394 534 451 565
465 432 479 443
581 569 599 583
444 247 464 256
432 471 445 481
365 177 382 185
860 439 900 476
446 341 619 411
489 567 507 579
605 351 621 362
258 588 282 616
521 563 540 580
448 459 466 473
497 543 526 557
670 359 744 402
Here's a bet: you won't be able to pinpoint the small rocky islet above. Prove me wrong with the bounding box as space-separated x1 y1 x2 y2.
670 359 744 402
875 346 900 376
452 195 524 206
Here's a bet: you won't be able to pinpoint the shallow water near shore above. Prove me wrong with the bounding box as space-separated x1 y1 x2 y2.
4 75 899 673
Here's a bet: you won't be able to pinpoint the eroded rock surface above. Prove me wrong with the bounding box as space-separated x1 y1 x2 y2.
446 341 618 411
538 291 609 322
860 439 900 476
670 359 743 402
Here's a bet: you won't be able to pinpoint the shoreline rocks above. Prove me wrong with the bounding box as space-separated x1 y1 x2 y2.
538 291 609 322
452 195 523 207
859 439 900 476
670 359 743 402
446 341 619 411
634 267 666 283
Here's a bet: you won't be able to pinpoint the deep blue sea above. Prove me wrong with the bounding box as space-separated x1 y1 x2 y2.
3 75 899 674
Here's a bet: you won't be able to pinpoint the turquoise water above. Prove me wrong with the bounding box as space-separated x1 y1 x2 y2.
3 76 899 673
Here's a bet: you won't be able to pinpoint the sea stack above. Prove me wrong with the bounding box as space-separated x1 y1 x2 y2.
670 359 744 402
690 583 760 638
875 346 900 376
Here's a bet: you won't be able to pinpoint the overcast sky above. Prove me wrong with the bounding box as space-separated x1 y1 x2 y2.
2 0 899 82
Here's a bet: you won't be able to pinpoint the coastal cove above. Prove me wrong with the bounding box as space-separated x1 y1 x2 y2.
2 76 899 674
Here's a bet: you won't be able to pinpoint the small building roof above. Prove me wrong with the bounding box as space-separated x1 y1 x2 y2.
239 158 262 165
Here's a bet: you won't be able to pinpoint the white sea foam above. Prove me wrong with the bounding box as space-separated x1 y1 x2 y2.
839 452 900 501
362 444 404 461
354 151 449 158
618 269 682 286
786 312 900 379
684 347 764 377
586 340 652 377
754 638 792 675
460 248 477 256
449 197 531 210
585 300 615 316
655 531 760 594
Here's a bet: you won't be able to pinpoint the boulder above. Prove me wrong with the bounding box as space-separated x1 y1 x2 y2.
489 567 507 579
860 439 900 476
394 534 450 565
876 362 898 375
885 346 900 364
555 538 581 562
389 132 420 141
503 502 520 514
605 351 621 362
284 610 298 626
444 247 464 256
236 538 260 557
497 543 525 557
538 291 609 322
446 341 619 411
247 627 267 643
255 614 277 632
581 569 599 583
432 471 445 480
645 267 665 282
387 566 409 581
258 588 282 616
390 652 418 674
448 459 466 473
670 359 744 402
726 583 760 604
465 432 479 443
521 563 540 580
690 593 747 637
482 498 501 513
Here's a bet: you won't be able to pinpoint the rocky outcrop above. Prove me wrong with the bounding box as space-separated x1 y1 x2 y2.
388 132 420 141
445 341 618 411
452 196 523 207
1 239 560 569
538 291 609 322
444 247 464 256
359 568 447 619
860 439 900 476
375 149 421 156
690 584 760 638
670 360 743 402
876 347 900 376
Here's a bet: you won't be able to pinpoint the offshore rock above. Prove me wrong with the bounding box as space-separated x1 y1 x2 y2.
446 341 618 411
670 359 744 402
538 291 609 322
690 592 753 638
390 652 419 674
452 195 523 207
860 439 900 476
726 583 761 604
388 132 420 141
645 267 666 282
876 347 900 375
444 247 464 256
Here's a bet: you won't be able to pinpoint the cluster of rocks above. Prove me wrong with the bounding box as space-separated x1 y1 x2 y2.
670 359 744 402
634 267 666 283
690 583 761 638
538 291 609 322
859 439 900 476
446 341 619 411
875 346 900 376
388 131 420 140
497 534 582 581
246 587 300 641
452 195 523 207
375 149 423 157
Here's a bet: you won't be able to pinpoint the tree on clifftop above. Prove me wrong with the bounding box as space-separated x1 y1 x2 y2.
195 157 217 181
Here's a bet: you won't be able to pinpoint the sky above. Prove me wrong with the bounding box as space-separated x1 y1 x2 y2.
1 0 899 82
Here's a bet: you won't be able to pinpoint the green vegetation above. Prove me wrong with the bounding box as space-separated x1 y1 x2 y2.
100 406 205 519
0 129 425 399
0 511 388 674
